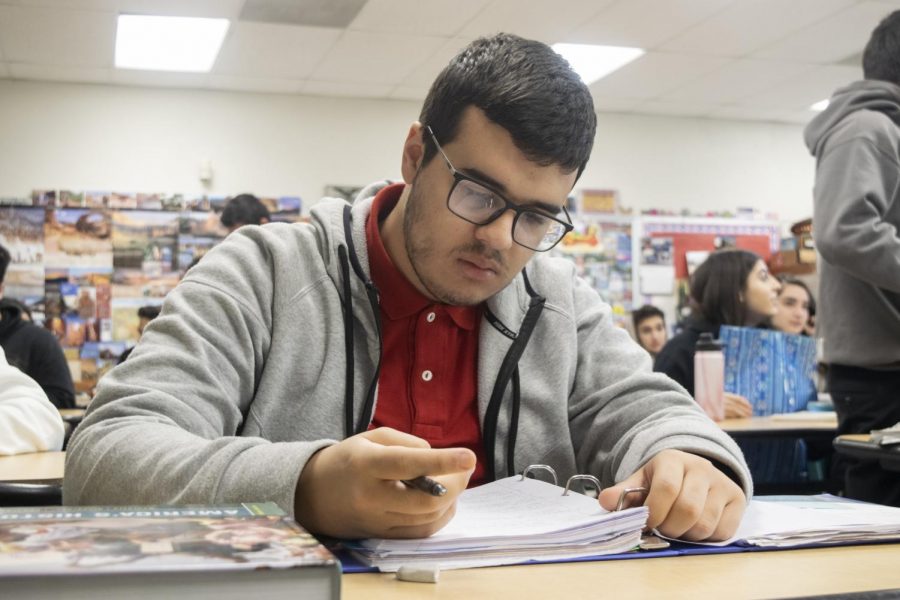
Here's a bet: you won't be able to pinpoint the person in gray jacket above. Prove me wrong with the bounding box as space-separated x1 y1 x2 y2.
804 10 900 506
65 33 751 541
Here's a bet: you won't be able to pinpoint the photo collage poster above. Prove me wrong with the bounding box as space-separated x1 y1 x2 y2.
0 190 303 398
554 217 633 325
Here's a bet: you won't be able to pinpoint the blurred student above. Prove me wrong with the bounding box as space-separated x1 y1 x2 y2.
220 194 270 233
0 297 33 322
804 9 900 505
655 249 781 418
0 244 75 409
631 305 668 358
118 305 162 364
769 278 815 336
0 346 65 455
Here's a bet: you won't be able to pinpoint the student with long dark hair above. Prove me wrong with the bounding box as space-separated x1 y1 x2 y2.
655 249 781 418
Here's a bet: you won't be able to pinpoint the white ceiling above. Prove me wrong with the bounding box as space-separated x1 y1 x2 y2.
1 0 898 124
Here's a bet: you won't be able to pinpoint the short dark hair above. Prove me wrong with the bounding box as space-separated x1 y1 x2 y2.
863 10 900 83
420 33 596 180
689 249 761 327
0 243 9 285
220 194 270 228
137 305 161 320
632 305 665 331
778 276 816 316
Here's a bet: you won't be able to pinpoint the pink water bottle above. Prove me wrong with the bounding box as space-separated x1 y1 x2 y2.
694 333 725 421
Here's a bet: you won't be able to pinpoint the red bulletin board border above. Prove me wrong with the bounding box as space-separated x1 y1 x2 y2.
644 223 779 280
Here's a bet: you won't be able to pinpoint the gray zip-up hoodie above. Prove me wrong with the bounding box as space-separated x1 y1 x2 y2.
804 80 900 368
64 185 751 514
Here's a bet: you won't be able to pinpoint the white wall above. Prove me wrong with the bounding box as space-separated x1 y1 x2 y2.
0 79 816 224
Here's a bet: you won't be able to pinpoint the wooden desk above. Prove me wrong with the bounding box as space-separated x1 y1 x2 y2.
58 408 86 424
0 451 65 483
720 413 837 439
834 435 900 472
344 544 900 599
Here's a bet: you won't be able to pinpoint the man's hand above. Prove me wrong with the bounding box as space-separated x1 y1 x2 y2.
294 427 476 539
724 392 753 418
598 449 746 542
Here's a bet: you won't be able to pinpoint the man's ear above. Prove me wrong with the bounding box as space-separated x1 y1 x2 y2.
400 122 425 184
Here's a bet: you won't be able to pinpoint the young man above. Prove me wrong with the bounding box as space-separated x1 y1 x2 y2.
66 34 750 542
219 193 270 233
631 305 668 358
804 10 900 506
0 244 75 409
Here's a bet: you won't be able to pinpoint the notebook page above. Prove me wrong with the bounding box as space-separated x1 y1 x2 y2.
365 476 647 552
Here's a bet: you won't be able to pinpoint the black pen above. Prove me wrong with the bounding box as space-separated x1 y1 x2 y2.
401 476 447 496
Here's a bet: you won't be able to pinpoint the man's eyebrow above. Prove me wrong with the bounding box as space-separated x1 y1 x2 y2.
463 167 563 214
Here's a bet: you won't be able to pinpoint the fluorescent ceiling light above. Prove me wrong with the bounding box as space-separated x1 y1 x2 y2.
552 43 644 85
810 99 829 111
115 14 230 72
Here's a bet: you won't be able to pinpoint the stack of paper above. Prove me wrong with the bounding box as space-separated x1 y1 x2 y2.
698 496 900 548
352 476 648 571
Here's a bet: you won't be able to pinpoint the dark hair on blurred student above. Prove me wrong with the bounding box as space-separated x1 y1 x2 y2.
654 249 781 417
631 305 667 358
0 243 75 408
118 305 162 364
220 194 270 233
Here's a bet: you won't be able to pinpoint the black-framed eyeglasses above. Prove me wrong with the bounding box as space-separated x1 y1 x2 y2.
425 126 574 252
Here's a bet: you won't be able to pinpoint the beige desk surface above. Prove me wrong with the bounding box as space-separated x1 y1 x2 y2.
344 544 900 599
0 451 65 482
720 413 837 433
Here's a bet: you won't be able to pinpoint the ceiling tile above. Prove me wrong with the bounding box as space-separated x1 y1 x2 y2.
301 79 394 98
567 0 733 48
8 62 111 84
635 99 717 117
111 69 208 88
214 22 341 79
661 59 815 104
206 74 303 94
0 4 116 67
309 30 446 85
458 0 613 44
399 36 473 87
349 0 488 36
752 1 892 63
588 52 730 100
591 96 648 113
0 63 9 78
2 0 119 9
388 84 429 101
117 0 246 19
707 104 806 123
743 64 862 109
659 0 859 57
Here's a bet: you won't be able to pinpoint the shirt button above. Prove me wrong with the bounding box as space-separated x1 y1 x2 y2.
421 370 433 382
426 312 436 323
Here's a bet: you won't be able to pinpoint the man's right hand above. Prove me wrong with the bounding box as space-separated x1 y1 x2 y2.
294 427 476 539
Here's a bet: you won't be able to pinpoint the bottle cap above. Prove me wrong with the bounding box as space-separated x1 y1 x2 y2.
695 332 722 351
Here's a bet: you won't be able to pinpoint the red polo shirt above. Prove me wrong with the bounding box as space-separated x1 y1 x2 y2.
365 183 487 486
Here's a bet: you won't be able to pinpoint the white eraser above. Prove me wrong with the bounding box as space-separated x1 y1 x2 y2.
396 565 440 583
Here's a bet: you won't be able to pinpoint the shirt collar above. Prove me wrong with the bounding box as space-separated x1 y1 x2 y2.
365 183 481 330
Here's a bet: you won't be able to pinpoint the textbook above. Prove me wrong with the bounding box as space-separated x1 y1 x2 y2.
350 475 648 571
0 501 340 599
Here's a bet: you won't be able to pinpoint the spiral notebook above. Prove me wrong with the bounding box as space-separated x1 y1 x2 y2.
349 469 648 572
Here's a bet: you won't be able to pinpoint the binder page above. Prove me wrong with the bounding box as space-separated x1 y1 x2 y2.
363 476 647 552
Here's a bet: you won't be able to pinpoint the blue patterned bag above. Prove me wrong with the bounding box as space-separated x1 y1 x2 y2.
718 326 818 484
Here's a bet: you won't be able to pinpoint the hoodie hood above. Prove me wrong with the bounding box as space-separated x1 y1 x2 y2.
804 79 900 157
